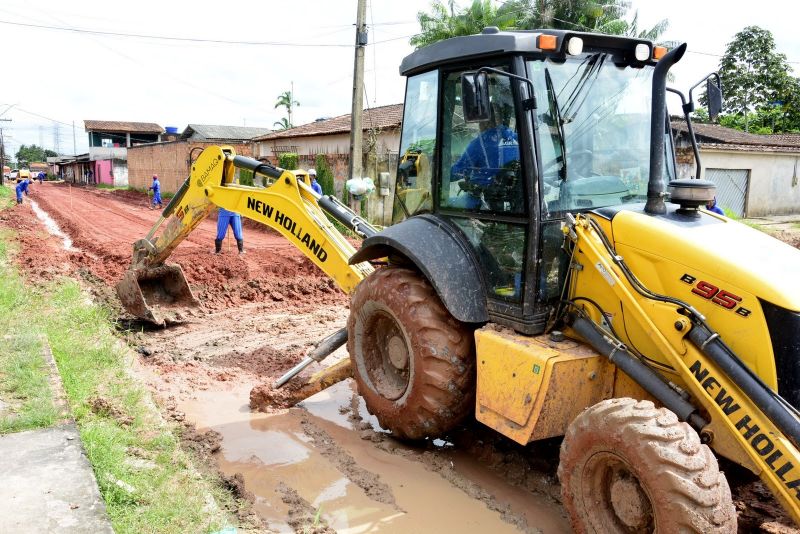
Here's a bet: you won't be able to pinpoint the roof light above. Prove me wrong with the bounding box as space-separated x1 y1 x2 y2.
567 37 584 56
634 43 650 62
538 34 557 51
653 46 667 60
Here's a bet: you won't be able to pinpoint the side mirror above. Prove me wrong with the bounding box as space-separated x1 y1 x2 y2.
706 78 723 121
462 71 491 122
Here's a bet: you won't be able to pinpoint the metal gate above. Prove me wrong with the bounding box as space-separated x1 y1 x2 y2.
705 168 749 217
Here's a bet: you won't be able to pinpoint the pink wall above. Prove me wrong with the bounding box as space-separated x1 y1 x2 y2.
95 160 113 185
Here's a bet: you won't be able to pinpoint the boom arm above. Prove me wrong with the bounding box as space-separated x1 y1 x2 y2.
133 145 373 293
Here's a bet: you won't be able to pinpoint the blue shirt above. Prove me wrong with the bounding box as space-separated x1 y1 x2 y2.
311 179 322 195
451 126 519 187
150 179 160 193
16 180 30 194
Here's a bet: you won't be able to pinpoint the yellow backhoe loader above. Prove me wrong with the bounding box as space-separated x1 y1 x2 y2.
118 28 800 532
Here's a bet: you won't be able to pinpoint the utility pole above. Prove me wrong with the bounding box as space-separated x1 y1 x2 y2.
348 0 367 188
0 118 10 186
72 120 77 156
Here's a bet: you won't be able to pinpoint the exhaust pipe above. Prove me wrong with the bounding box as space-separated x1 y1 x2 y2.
645 43 687 215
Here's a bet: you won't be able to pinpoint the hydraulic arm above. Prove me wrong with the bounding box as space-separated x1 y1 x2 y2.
117 145 374 325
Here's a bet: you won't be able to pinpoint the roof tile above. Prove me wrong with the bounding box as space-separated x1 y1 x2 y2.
254 104 403 141
84 120 163 134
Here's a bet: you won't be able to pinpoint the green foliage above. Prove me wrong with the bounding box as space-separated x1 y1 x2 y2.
275 89 299 129
14 144 57 166
278 152 299 170
273 117 291 131
411 0 669 48
315 154 335 195
238 169 254 187
715 26 800 133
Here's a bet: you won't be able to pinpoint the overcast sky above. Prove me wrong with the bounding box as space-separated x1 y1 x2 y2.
1 0 797 158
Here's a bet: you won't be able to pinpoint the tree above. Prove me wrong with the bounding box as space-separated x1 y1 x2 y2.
15 144 56 165
717 26 800 132
412 0 669 48
275 89 299 128
411 0 516 48
273 117 291 131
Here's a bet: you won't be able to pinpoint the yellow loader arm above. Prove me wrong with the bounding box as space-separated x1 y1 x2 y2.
565 212 800 524
117 146 374 325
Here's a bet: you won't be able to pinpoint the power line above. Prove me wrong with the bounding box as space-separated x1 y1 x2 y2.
0 19 352 47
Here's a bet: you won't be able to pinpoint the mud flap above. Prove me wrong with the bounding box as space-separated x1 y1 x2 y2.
116 264 202 326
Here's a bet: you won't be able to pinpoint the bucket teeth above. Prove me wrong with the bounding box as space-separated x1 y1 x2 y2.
115 264 202 325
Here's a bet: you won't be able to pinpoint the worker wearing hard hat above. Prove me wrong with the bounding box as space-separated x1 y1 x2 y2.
308 169 323 195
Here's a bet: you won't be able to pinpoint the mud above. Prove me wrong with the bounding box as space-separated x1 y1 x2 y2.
3 183 799 533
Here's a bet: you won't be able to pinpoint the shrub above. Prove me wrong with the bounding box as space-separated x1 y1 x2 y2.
278 153 299 170
238 169 254 187
315 154 335 196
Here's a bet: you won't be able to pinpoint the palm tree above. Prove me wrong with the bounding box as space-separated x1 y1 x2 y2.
412 0 669 48
273 117 291 131
275 90 299 128
411 0 517 48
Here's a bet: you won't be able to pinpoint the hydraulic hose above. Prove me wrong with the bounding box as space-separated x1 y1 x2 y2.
687 324 800 449
571 315 706 431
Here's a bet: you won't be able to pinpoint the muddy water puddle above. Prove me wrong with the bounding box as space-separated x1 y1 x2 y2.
181 380 569 533
29 199 75 250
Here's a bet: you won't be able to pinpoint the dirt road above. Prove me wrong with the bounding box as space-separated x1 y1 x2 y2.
4 182 798 533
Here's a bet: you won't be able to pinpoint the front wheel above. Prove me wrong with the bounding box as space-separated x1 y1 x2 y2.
347 267 475 440
558 398 736 533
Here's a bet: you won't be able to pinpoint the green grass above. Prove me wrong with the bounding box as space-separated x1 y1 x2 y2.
96 184 128 191
0 235 60 433
0 186 242 533
127 185 175 201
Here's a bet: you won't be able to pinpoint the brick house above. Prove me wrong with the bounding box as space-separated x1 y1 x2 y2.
672 122 800 217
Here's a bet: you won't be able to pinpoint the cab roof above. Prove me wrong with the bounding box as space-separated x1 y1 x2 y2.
400 27 657 76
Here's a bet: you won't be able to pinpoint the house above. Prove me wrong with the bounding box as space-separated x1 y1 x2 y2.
84 120 164 188
672 122 800 217
253 103 403 190
53 154 92 184
180 124 271 143
126 125 268 193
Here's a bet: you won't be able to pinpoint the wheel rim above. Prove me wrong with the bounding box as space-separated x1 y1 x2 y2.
582 452 654 533
361 309 411 400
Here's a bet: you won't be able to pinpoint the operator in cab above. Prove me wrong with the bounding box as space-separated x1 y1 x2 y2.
450 101 519 210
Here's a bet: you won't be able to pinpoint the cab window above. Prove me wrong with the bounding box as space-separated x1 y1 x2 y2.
439 69 523 215
393 70 438 224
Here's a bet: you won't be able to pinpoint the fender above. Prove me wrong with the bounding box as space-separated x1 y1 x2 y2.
349 214 488 323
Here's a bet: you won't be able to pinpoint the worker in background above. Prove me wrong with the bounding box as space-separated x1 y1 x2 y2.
15 178 31 204
706 196 724 215
308 168 323 195
215 208 244 255
149 175 163 209
37 171 45 184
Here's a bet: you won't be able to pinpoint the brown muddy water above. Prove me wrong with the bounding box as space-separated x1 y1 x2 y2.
180 380 570 533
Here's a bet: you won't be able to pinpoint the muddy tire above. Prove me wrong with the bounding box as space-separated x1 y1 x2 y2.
347 267 475 440
558 398 736 534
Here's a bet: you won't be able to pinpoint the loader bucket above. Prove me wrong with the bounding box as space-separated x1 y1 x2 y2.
116 264 202 326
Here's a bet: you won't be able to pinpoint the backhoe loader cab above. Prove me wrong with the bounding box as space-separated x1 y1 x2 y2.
368 28 680 335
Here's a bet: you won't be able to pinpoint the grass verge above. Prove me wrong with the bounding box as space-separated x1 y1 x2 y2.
0 186 243 533
0 232 60 433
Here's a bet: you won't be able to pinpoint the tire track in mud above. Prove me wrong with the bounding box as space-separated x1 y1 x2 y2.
298 412 400 510
276 482 336 534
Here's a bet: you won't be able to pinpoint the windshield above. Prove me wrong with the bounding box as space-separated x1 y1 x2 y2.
529 56 672 215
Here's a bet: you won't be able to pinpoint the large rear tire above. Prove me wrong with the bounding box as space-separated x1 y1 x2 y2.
558 397 736 533
347 267 475 440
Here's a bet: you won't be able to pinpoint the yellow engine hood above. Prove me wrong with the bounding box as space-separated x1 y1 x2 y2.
608 209 800 313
